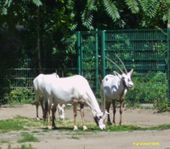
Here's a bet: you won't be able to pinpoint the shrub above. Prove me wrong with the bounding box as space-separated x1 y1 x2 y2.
7 88 33 104
126 72 168 107
153 98 169 112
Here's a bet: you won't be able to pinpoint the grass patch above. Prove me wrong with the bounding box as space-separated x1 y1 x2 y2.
106 124 170 132
1 117 170 133
0 140 10 145
0 119 25 133
18 132 39 143
0 117 43 133
4 144 36 149
107 125 144 132
145 124 170 131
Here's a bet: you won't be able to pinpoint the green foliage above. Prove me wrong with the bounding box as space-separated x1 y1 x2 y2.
0 29 24 104
126 72 168 108
7 88 33 104
103 0 120 22
153 98 169 112
81 0 96 30
138 0 168 27
0 0 168 105
125 0 139 14
32 0 42 7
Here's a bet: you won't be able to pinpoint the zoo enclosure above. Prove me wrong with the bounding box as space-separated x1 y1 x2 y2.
3 29 170 104
77 29 170 102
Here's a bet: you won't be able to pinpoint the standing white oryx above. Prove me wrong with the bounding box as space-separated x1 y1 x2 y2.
101 56 134 125
33 73 65 120
44 75 106 130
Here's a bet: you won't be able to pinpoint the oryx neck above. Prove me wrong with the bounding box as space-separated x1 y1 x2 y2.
87 99 102 117
121 77 128 89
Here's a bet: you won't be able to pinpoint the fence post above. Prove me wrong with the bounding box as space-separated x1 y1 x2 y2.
77 31 82 75
95 29 99 93
101 30 106 78
168 25 170 104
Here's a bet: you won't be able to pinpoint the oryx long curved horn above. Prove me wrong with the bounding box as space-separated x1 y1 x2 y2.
106 56 124 74
115 54 127 73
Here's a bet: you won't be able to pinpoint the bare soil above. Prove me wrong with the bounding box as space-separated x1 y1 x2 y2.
0 104 170 149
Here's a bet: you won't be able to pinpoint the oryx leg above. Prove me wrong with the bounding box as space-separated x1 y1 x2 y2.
79 102 87 130
47 97 53 129
42 98 48 121
51 103 57 129
112 100 116 124
40 97 46 120
106 101 112 125
35 101 39 120
73 99 78 130
34 93 40 120
119 100 124 125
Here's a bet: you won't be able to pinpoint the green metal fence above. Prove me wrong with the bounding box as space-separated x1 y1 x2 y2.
77 29 169 101
168 28 170 102
77 30 100 92
1 29 169 104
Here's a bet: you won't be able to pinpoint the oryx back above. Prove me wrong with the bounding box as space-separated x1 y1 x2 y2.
102 74 126 101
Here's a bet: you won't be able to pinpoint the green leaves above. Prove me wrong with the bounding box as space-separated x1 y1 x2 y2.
81 0 96 30
137 0 168 27
139 0 159 18
125 0 139 14
103 0 120 22
32 0 42 7
0 0 12 15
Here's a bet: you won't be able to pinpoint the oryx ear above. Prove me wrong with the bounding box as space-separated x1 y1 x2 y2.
129 69 134 76
62 104 65 109
57 104 60 109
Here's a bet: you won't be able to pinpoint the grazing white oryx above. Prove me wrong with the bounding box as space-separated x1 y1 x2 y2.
44 75 107 130
33 73 65 120
101 56 134 125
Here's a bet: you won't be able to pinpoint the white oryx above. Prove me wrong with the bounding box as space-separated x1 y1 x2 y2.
44 75 106 130
101 56 134 125
33 73 65 120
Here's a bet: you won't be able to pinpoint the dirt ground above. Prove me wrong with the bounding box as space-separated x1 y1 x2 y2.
0 104 170 149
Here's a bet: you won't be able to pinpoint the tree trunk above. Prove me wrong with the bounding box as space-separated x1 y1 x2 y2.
37 8 42 73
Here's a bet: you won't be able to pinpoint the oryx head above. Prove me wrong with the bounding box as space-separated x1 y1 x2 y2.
106 54 134 89
122 69 134 89
94 111 108 130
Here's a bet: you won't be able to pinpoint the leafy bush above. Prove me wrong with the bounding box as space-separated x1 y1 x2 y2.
7 88 33 104
126 72 168 109
153 98 169 112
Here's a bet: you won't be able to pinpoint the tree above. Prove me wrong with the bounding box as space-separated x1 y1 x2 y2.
0 0 168 103
79 0 168 29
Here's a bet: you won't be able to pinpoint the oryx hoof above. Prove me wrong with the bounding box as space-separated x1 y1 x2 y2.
36 117 40 121
73 125 78 131
48 125 53 130
83 125 88 131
